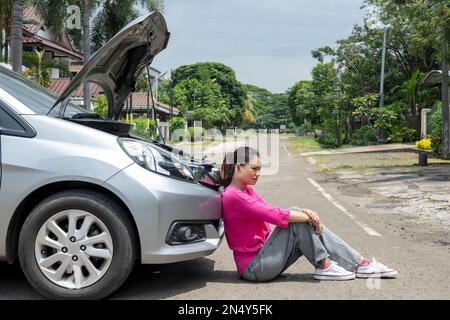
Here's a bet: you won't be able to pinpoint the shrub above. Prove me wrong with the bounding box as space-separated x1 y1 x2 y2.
131 118 156 137
316 131 340 148
169 116 186 133
349 126 378 146
92 96 108 118
386 124 418 143
429 102 443 156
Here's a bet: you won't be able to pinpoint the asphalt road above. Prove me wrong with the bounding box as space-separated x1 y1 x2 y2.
1 137 450 299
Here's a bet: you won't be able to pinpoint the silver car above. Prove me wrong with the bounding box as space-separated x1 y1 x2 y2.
0 12 223 299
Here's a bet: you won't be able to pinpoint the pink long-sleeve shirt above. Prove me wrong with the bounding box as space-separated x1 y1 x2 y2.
221 184 291 275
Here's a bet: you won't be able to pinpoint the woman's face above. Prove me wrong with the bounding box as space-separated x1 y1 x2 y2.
234 155 262 186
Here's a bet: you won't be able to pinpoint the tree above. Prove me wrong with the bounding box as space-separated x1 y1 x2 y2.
352 93 379 126
34 0 163 111
300 0 450 147
156 79 171 104
34 0 71 42
11 0 23 72
310 62 347 146
242 92 257 127
171 77 233 130
171 62 246 126
365 0 449 156
288 80 317 127
91 0 164 52
89 0 164 111
34 0 99 110
244 84 291 129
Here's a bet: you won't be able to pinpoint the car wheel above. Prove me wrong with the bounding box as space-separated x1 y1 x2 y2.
18 189 136 299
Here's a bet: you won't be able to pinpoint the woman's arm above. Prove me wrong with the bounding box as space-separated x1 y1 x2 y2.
289 209 311 223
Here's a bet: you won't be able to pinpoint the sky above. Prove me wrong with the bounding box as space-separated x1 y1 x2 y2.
143 0 366 93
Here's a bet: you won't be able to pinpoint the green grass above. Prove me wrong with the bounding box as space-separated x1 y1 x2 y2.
286 136 361 154
310 152 450 173
286 136 324 153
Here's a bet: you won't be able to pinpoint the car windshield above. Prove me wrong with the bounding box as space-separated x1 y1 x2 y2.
0 66 85 117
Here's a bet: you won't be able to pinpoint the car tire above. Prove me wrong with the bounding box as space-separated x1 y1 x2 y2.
18 189 137 300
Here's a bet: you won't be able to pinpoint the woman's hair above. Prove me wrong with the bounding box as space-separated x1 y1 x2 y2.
220 146 260 188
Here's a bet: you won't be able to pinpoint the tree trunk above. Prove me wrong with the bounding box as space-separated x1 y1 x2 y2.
11 0 23 73
83 0 91 111
442 39 449 159
4 40 8 63
0 30 3 61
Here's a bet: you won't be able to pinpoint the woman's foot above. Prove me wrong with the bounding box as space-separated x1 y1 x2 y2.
356 258 398 278
314 260 355 281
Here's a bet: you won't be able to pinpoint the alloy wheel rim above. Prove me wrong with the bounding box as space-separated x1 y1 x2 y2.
34 210 114 289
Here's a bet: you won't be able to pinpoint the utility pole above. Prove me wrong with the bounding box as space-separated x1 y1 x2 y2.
169 69 174 116
379 26 388 141
379 26 388 109
442 39 449 159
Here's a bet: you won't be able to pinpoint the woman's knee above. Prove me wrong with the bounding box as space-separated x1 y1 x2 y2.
290 221 314 233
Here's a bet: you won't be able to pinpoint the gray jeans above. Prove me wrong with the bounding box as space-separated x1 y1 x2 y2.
242 221 362 282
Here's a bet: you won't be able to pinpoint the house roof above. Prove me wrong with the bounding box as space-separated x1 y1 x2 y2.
131 92 179 115
49 78 103 97
23 34 84 61
22 5 83 61
23 5 42 34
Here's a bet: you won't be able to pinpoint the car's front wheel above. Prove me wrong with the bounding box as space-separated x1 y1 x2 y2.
18 190 136 299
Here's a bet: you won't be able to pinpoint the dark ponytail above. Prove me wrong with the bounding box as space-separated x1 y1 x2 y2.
220 146 260 188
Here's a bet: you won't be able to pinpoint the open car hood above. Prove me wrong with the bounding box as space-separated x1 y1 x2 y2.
53 12 170 119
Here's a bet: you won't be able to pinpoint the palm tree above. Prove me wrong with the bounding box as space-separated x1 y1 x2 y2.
11 0 23 72
34 0 163 111
243 93 257 126
33 0 95 110
22 49 68 87
91 0 164 52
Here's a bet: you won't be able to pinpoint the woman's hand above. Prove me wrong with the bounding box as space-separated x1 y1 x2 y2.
301 208 323 235
301 208 320 225
289 208 323 235
312 222 324 235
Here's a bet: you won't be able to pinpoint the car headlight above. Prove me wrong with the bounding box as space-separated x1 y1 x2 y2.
118 138 195 182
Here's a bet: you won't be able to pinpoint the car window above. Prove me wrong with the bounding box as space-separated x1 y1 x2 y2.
0 67 85 116
0 105 25 133
0 101 35 138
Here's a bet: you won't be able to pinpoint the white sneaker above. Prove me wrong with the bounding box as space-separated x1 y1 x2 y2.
356 258 398 278
314 261 355 281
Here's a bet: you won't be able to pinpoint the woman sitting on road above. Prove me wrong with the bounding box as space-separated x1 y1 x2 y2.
220 146 397 282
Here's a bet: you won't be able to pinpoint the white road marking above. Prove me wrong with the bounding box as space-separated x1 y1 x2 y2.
307 178 382 237
282 144 292 158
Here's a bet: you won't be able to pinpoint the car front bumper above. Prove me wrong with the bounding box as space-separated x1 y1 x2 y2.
104 163 224 264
